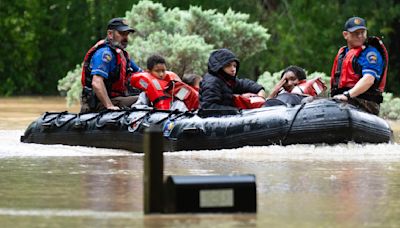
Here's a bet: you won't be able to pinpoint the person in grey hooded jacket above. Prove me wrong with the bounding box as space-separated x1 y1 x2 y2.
199 48 266 110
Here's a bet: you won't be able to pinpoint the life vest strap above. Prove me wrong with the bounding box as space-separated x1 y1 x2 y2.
152 96 170 105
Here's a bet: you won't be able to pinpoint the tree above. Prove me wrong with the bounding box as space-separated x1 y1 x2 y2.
0 0 136 96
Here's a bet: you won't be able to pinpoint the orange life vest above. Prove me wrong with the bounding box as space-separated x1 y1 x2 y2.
233 94 266 109
81 40 130 97
131 71 199 110
164 80 199 110
291 77 327 97
331 46 364 90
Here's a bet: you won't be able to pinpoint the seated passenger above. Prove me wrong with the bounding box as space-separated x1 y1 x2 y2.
268 65 307 99
266 65 326 106
182 73 202 91
199 48 266 110
130 55 199 111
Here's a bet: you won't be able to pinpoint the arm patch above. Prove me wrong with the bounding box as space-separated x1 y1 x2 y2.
366 51 377 64
102 51 112 63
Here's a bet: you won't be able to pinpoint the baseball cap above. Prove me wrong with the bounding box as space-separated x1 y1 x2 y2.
107 18 135 33
344 17 367 32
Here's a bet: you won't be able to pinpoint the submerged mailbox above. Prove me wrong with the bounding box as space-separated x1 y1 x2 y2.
163 175 257 213
143 127 257 214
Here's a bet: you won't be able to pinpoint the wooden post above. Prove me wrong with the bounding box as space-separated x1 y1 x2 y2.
143 126 164 214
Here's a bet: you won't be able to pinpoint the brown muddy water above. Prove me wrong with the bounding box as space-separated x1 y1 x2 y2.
1 97 400 227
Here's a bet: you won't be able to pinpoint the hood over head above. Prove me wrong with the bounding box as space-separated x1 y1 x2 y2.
207 48 240 75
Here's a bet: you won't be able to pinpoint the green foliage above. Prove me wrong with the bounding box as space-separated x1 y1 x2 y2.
59 0 270 105
127 31 213 76
260 1 342 76
125 0 270 60
0 0 136 96
0 0 40 95
380 93 400 120
182 6 269 58
57 64 82 106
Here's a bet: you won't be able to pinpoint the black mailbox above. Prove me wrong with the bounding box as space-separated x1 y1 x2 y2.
163 175 257 213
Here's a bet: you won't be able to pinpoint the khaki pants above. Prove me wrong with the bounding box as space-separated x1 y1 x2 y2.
80 95 138 113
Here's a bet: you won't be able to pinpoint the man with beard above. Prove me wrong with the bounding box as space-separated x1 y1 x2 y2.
80 18 142 113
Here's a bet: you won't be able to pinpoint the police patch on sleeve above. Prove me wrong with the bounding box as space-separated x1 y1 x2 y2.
366 51 378 64
102 51 112 63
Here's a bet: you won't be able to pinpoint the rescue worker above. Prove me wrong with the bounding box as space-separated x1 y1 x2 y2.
331 16 388 115
130 55 199 111
80 18 142 113
199 48 266 110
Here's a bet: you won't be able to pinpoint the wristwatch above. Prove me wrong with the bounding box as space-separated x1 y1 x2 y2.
343 91 351 99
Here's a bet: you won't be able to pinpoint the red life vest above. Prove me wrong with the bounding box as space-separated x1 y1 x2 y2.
330 36 388 103
291 77 327 97
331 46 364 90
192 85 200 92
131 71 199 110
233 93 266 109
81 40 130 97
164 81 199 110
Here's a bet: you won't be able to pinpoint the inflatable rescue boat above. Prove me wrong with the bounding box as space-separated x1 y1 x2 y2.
20 99 392 152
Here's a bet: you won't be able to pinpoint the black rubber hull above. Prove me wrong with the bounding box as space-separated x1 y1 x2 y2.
20 99 393 152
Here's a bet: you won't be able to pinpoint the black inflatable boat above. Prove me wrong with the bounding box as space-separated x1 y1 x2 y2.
20 99 392 152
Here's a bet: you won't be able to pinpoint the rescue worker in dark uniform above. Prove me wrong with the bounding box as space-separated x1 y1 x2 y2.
199 48 266 110
80 18 142 113
331 17 388 115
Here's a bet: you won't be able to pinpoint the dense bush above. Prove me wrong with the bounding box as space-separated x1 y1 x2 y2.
381 93 400 120
57 64 82 106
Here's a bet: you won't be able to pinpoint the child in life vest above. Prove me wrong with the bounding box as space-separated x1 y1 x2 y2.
131 55 199 111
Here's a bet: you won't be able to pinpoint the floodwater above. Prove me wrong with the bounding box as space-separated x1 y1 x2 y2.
1 97 400 227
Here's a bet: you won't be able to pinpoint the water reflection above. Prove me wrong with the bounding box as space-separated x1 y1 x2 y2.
1 151 400 227
82 157 143 211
